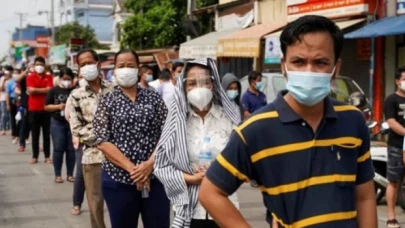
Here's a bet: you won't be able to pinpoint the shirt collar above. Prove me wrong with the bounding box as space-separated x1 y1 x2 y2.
274 90 337 123
189 104 222 119
85 78 108 92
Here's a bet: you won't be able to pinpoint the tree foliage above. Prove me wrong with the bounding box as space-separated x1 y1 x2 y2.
54 22 108 49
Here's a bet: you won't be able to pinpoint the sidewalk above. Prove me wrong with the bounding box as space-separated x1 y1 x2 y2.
0 134 400 227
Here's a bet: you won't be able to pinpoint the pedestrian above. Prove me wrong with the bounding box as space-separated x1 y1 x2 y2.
26 56 53 164
45 67 76 184
154 58 241 228
94 49 169 228
5 67 20 144
0 66 12 135
150 68 171 90
221 73 243 118
157 62 184 108
383 66 405 228
241 71 267 117
69 49 110 228
14 65 32 152
199 15 377 228
138 64 155 91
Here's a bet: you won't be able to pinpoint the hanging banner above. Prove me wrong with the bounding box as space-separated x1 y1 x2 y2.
398 0 405 15
264 36 283 64
49 44 67 65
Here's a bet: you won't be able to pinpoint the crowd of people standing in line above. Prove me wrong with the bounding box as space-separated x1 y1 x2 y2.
1 14 379 228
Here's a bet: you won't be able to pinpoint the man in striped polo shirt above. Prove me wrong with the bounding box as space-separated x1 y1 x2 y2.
199 15 377 228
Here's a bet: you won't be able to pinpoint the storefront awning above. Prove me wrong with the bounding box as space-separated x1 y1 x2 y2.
345 15 405 39
264 18 366 39
217 23 285 58
179 29 239 59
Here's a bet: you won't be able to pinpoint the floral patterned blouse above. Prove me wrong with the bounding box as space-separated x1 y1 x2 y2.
94 86 168 185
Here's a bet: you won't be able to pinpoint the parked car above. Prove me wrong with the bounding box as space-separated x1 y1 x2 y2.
239 72 373 124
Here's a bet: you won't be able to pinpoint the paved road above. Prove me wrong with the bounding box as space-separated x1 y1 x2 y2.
0 135 403 228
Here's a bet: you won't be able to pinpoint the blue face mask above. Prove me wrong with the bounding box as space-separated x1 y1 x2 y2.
226 90 239 100
285 65 335 106
255 81 263 91
145 74 153 82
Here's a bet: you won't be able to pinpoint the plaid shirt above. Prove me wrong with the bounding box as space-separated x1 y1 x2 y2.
68 80 112 164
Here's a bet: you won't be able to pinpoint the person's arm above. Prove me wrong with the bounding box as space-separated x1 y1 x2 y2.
15 68 29 83
95 94 136 172
384 95 405 135
241 94 251 117
44 89 64 112
27 74 53 95
199 131 253 227
65 96 72 122
5 93 10 112
355 117 377 228
14 85 21 95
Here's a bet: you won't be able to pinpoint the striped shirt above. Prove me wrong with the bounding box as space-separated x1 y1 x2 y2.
206 90 374 228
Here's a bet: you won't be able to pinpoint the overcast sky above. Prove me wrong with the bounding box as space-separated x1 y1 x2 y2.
0 0 61 56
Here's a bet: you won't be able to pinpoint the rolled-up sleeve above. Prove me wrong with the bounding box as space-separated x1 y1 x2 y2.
94 94 112 145
356 120 374 185
205 130 253 195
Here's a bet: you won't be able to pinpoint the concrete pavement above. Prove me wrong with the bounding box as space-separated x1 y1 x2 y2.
0 134 403 228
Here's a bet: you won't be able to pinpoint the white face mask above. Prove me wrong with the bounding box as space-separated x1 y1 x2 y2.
35 65 45 74
12 74 19 80
4 70 10 75
80 64 99 81
115 68 139 87
187 87 213 111
400 81 405 92
61 80 72 88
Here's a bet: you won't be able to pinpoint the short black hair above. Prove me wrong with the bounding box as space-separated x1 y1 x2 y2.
34 56 46 64
172 62 184 72
139 64 153 75
248 71 262 84
4 65 13 72
395 66 405 80
59 67 74 79
159 68 171 80
114 49 140 66
76 49 99 64
280 15 344 63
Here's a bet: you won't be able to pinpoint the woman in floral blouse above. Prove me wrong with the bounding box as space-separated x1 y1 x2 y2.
94 49 169 228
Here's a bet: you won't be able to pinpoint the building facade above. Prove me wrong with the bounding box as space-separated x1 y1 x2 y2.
59 0 114 44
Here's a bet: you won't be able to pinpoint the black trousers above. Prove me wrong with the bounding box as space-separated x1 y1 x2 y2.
29 111 51 159
190 219 220 228
9 98 19 138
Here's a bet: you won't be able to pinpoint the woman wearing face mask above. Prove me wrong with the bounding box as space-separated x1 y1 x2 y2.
93 49 169 228
138 64 155 91
5 68 21 143
154 58 241 228
44 67 76 183
0 66 12 135
221 73 243 120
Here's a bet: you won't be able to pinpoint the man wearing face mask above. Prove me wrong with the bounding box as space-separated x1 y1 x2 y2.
26 57 53 164
241 71 267 118
138 64 155 91
199 15 377 228
157 61 184 108
68 49 110 228
383 67 405 228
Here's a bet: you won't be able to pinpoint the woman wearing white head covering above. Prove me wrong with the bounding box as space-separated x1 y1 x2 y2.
154 58 241 228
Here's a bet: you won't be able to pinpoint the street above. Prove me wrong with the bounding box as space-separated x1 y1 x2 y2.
0 136 403 228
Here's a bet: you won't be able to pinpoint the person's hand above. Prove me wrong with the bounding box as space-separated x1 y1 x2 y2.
130 160 154 183
136 178 151 192
6 105 10 112
271 219 278 228
72 136 79 149
59 103 66 110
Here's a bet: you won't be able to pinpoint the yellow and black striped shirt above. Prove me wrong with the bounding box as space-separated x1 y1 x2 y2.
206 91 374 228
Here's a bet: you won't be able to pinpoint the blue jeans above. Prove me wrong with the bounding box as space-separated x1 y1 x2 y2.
0 101 10 131
102 172 170 228
50 118 75 176
73 145 85 207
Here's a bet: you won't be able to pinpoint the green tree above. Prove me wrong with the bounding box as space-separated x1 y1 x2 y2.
121 0 187 49
54 22 108 49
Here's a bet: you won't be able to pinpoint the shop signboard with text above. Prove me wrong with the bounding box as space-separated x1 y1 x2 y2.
217 38 260 58
264 36 282 64
287 0 376 22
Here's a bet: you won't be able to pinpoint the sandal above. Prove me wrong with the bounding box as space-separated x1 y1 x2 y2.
18 146 25 152
67 176 75 183
387 219 400 228
71 206 81 215
54 176 64 183
30 158 38 164
45 158 53 164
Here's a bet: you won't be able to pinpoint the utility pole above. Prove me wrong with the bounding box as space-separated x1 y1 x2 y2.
51 0 55 45
15 12 27 41
186 0 196 41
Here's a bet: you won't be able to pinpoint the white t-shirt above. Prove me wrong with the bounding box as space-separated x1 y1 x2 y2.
157 81 175 108
149 79 161 90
